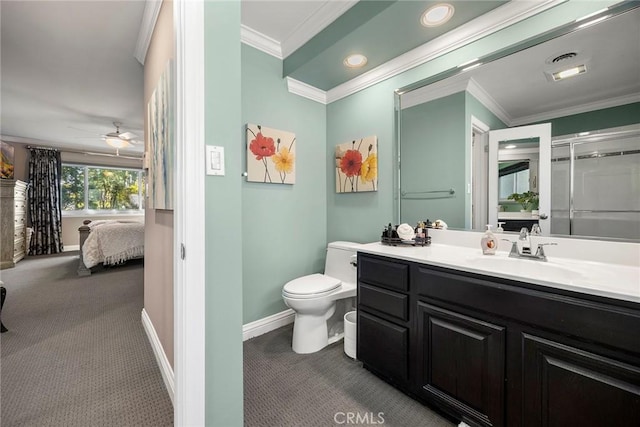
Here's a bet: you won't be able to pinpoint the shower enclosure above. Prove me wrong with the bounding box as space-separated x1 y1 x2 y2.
551 124 640 240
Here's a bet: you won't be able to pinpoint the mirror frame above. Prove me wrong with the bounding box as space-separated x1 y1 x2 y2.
393 2 639 239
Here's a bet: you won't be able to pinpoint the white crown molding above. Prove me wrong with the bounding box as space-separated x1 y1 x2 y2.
400 77 469 110
326 0 566 104
242 309 295 341
142 309 175 405
134 0 163 65
241 25 283 59
466 78 512 125
280 0 358 58
510 93 640 126
286 77 328 104
400 76 512 124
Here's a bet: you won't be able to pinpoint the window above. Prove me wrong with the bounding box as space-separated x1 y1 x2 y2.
61 164 145 214
498 161 530 200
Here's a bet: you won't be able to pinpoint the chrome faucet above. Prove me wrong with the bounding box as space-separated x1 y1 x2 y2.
503 225 557 261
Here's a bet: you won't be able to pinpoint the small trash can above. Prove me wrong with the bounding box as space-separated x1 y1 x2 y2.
344 310 357 359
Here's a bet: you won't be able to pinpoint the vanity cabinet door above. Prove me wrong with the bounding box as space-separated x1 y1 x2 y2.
522 334 640 427
417 302 505 427
358 311 409 384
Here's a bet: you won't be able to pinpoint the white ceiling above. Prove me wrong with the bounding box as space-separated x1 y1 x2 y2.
1 1 147 155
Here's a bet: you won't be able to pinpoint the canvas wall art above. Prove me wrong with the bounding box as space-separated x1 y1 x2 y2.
246 124 296 184
148 62 174 210
0 141 15 179
335 135 377 193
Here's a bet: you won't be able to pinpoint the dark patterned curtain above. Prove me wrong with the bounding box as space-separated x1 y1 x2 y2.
28 148 63 255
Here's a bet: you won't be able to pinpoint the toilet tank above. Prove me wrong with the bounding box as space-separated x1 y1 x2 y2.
324 241 360 284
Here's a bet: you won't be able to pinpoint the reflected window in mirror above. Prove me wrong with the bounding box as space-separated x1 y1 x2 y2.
498 161 530 200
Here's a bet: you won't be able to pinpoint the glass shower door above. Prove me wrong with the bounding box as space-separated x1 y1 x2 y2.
571 132 640 240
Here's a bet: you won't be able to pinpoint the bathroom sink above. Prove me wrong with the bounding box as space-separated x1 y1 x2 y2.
463 255 583 282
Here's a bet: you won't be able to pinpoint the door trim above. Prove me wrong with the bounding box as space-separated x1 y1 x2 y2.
174 0 205 425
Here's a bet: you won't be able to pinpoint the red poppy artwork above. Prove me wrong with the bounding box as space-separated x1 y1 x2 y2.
335 135 377 193
246 124 296 184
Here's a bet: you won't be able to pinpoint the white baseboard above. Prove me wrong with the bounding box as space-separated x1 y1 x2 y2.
64 245 80 252
243 309 295 341
141 308 175 405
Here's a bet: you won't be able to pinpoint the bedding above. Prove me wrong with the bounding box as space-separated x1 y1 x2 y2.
81 221 144 269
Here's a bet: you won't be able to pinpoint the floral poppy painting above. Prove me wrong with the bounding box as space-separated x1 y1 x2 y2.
246 124 296 184
335 135 377 193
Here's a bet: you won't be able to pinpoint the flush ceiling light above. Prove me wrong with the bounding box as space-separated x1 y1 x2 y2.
552 64 587 81
344 54 368 68
421 3 455 27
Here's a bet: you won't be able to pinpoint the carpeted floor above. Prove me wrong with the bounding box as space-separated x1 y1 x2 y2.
0 252 173 427
244 324 455 427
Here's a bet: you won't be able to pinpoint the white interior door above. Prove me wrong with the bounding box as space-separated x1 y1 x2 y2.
488 123 551 236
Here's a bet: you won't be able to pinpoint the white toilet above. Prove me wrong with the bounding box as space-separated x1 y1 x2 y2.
282 241 360 354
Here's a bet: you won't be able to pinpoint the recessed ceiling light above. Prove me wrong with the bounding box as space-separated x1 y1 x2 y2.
421 3 455 27
552 64 587 81
504 144 517 149
344 54 368 68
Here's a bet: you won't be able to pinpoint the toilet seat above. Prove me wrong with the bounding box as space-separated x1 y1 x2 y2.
283 274 341 299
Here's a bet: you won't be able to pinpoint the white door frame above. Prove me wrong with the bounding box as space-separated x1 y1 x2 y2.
488 123 552 235
174 0 205 425
470 116 490 230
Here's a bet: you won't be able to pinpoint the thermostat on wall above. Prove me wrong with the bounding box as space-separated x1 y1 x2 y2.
206 146 225 176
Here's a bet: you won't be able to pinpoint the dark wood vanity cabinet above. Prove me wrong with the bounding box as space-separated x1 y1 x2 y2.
357 254 411 388
357 252 640 427
521 333 640 426
416 302 505 427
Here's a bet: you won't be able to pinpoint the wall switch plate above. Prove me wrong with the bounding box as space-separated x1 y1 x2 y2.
206 146 225 176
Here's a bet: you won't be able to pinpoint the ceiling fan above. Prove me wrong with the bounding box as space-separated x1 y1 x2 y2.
103 122 142 149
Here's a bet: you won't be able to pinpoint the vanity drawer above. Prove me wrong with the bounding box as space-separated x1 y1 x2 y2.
412 264 640 356
359 254 409 292
359 283 408 321
358 311 409 382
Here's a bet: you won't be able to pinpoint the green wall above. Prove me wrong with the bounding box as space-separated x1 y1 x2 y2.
204 2 243 425
534 102 640 136
326 77 399 243
241 45 328 324
400 92 466 228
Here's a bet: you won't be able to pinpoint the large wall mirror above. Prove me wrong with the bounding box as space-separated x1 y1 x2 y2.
395 2 640 241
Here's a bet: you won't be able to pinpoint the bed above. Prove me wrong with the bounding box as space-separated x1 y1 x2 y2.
77 220 145 276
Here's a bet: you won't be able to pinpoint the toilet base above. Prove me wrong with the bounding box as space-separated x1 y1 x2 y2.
292 312 332 354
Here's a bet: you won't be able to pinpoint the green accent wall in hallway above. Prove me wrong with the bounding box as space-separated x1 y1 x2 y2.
204 1 243 425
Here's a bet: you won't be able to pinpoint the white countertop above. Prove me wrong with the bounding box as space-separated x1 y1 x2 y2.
357 241 640 304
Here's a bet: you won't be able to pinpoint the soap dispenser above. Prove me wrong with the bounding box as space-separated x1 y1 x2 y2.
496 222 505 233
481 224 498 255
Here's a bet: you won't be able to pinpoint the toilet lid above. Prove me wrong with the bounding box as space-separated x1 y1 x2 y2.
283 274 341 298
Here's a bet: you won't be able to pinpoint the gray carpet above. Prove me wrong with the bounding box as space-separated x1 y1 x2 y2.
244 325 455 427
0 253 173 427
